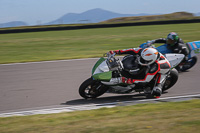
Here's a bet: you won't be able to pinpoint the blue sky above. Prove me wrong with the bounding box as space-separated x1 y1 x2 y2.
0 0 199 25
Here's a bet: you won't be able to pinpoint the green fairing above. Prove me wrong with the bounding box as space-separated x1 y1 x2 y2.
92 57 106 74
92 71 112 81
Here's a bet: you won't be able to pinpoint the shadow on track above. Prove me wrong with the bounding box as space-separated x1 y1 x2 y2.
62 93 149 106
62 91 169 106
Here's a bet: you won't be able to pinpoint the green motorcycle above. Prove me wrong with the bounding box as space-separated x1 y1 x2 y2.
79 53 184 99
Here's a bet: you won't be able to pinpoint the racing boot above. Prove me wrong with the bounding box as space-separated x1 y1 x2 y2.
151 86 162 98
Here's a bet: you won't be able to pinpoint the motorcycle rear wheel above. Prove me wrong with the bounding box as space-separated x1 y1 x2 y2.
177 56 197 72
79 78 108 99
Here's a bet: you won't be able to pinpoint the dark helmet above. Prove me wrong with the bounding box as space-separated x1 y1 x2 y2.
166 32 179 46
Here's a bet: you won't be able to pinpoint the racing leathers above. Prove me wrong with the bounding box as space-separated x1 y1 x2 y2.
148 38 189 59
110 48 171 97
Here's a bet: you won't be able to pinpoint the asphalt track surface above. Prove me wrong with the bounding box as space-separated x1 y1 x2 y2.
0 55 200 113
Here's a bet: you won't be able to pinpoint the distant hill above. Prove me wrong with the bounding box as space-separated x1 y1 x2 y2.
102 12 195 23
45 8 155 25
101 12 194 23
0 21 28 28
0 9 199 28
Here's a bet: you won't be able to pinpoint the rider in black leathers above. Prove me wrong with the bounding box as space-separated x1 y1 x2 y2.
147 32 189 60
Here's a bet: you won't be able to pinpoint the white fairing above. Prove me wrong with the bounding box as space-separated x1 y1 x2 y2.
165 54 184 68
93 60 109 75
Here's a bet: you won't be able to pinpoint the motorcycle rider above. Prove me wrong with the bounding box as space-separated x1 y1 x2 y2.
146 32 189 60
109 47 171 97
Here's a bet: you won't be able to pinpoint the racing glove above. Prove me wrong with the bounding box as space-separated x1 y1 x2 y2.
109 50 120 55
146 40 155 47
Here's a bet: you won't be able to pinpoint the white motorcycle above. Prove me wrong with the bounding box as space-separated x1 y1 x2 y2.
79 53 184 99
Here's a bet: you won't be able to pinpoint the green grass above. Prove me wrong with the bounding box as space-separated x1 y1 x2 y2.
0 23 200 64
0 99 200 133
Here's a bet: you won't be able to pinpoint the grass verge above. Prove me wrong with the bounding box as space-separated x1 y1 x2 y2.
0 99 200 133
0 23 200 64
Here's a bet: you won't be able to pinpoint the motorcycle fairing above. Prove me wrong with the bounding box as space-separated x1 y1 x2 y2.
165 54 184 68
92 71 112 81
156 44 173 54
92 58 112 81
92 57 106 75
186 41 200 58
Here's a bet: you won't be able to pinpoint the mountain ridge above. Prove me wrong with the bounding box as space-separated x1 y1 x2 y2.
0 8 199 28
0 21 28 28
45 8 143 25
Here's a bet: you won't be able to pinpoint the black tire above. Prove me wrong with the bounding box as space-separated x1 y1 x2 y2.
179 56 198 72
162 69 178 91
79 78 108 99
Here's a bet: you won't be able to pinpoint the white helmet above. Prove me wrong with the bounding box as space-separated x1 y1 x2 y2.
138 48 159 66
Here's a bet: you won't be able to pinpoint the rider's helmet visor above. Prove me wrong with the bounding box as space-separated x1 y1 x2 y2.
167 39 176 46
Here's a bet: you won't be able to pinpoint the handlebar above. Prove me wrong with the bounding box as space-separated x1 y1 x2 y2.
104 52 123 71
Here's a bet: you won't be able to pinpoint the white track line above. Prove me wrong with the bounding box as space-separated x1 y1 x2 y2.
0 94 200 117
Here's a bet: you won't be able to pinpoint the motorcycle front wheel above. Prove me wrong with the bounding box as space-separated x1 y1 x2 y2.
79 78 108 99
162 69 178 92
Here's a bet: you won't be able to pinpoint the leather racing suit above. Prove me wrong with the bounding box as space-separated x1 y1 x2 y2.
149 38 189 57
110 47 171 96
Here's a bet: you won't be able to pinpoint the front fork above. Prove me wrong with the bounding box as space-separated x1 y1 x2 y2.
145 73 166 95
